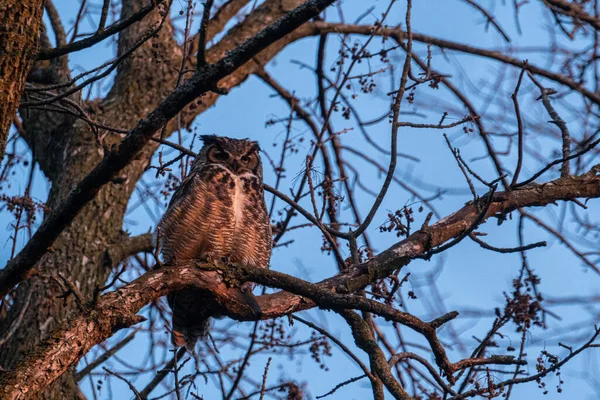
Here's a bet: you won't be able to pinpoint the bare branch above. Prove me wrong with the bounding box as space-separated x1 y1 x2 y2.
37 0 165 60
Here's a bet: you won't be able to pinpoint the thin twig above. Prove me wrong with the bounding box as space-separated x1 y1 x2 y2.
258 357 272 400
510 62 528 186
197 0 215 67
527 71 571 177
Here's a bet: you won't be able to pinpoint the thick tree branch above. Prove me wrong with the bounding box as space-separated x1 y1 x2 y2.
340 310 412 400
1 172 599 397
0 0 337 298
542 0 600 31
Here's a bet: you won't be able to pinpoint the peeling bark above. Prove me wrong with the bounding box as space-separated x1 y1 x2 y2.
0 0 44 160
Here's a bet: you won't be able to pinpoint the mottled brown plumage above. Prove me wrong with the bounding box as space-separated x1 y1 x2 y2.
157 135 272 349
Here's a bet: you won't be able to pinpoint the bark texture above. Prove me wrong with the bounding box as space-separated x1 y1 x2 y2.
0 0 44 160
0 0 327 398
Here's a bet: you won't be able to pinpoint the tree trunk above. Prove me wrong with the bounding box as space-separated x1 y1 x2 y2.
0 0 44 161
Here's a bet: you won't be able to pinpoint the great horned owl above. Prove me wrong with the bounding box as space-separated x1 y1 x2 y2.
157 135 272 349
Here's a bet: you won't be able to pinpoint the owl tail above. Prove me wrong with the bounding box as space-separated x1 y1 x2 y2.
171 317 211 352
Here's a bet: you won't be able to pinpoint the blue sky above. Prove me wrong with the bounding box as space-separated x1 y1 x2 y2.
2 0 600 399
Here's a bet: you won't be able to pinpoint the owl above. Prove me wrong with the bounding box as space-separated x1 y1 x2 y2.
157 135 272 349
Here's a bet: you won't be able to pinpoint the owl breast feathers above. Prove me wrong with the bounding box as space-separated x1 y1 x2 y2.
157 135 272 349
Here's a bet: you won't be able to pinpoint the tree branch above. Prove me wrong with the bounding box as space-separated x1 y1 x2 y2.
0 0 338 298
2 172 599 397
541 0 600 31
307 22 600 106
37 0 164 60
106 232 154 268
339 310 412 400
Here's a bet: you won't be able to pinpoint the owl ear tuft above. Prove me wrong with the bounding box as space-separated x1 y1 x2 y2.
200 135 220 146
248 141 261 153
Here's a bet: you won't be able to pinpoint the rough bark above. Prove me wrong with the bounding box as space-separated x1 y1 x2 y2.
1 172 599 399
0 0 44 161
0 1 321 300
0 0 333 398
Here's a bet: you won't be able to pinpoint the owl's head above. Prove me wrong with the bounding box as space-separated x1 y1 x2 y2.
197 135 263 177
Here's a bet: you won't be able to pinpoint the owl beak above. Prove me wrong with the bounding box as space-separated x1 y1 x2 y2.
230 160 238 173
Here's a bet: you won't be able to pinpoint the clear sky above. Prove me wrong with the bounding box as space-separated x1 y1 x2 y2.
1 1 599 399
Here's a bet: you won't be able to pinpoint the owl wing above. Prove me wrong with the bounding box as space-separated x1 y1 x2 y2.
167 172 196 210
158 173 210 263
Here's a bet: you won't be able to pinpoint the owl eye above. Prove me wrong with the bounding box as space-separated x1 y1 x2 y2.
241 153 258 168
208 146 230 162
210 150 229 161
